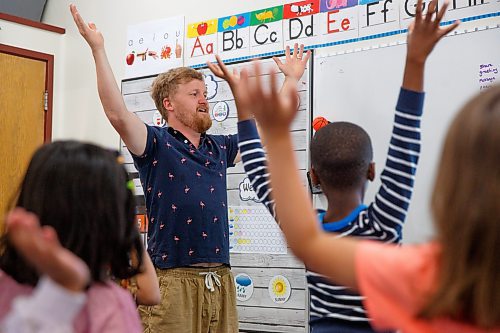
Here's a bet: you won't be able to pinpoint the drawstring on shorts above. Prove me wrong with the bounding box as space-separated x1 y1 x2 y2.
199 271 222 292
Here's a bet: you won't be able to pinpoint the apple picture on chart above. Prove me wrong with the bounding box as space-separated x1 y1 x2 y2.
126 52 135 65
197 22 208 35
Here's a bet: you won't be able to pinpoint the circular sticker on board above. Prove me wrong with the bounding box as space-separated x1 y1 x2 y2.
234 273 254 302
268 275 291 304
211 101 229 122
152 110 166 127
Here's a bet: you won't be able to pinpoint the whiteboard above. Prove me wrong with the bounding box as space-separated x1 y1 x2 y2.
312 27 500 244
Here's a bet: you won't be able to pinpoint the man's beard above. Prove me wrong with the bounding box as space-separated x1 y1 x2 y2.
177 110 212 133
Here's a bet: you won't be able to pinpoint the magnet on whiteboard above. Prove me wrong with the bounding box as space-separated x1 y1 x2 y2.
268 275 291 304
152 111 166 127
235 274 254 302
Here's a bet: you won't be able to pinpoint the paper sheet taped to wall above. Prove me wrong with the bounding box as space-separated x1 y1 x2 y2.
229 206 287 254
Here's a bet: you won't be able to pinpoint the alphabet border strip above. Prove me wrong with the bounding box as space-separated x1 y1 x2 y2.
191 11 500 69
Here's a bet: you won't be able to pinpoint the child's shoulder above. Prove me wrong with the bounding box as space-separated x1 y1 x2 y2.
81 281 141 332
0 270 34 321
86 280 134 304
0 270 33 296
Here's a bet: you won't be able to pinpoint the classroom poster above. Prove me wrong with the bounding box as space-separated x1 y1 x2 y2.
399 0 451 29
319 0 360 44
358 0 401 37
249 6 285 55
283 0 322 49
124 16 184 79
185 18 218 67
228 206 287 254
443 0 499 22
217 12 252 61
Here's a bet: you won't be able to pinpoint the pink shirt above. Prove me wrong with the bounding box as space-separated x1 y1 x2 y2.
356 241 500 333
0 270 142 333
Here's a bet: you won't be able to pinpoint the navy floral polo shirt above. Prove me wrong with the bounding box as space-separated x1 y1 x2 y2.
132 125 238 269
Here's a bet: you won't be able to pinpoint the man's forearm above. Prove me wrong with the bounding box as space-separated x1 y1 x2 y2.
92 49 130 124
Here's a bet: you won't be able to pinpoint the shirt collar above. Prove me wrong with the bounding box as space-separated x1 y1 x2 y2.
167 127 208 145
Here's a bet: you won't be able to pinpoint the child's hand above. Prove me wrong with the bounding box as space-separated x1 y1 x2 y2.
70 4 105 52
207 55 241 86
406 0 459 64
273 43 311 82
207 55 254 121
239 62 299 138
6 208 90 292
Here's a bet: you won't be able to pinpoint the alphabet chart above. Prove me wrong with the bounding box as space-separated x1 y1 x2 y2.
183 0 498 67
124 16 184 79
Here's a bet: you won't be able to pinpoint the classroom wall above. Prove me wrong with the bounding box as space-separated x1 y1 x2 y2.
3 1 499 331
38 0 288 148
4 1 498 148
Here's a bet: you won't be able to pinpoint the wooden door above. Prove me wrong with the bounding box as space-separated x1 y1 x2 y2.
0 48 51 230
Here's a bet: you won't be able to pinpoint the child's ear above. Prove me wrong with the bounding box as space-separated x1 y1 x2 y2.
367 162 375 182
310 167 320 185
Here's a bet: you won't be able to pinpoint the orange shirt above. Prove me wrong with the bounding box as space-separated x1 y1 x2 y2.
356 241 500 333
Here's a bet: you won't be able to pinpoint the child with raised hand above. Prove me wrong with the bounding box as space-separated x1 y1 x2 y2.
229 5 500 333
0 141 156 332
212 0 457 331
2 207 90 333
206 44 311 220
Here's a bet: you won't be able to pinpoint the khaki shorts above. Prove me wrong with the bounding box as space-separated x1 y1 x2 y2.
139 266 238 333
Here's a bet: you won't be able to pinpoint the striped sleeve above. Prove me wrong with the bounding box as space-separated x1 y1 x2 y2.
237 119 277 220
368 88 425 241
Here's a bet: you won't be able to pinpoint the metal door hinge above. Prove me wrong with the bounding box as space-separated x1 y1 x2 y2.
44 91 48 112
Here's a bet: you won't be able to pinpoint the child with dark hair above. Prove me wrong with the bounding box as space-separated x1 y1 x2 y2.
0 141 154 332
210 0 458 331
310 122 374 191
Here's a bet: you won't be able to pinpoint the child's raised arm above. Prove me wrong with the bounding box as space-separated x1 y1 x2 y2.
367 0 459 241
70 4 147 156
236 63 360 289
403 0 458 91
2 208 89 332
207 45 311 220
5 207 90 292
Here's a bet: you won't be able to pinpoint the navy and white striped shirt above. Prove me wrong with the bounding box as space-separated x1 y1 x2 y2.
237 88 424 329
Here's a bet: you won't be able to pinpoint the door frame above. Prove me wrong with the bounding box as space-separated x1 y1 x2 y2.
0 44 54 142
